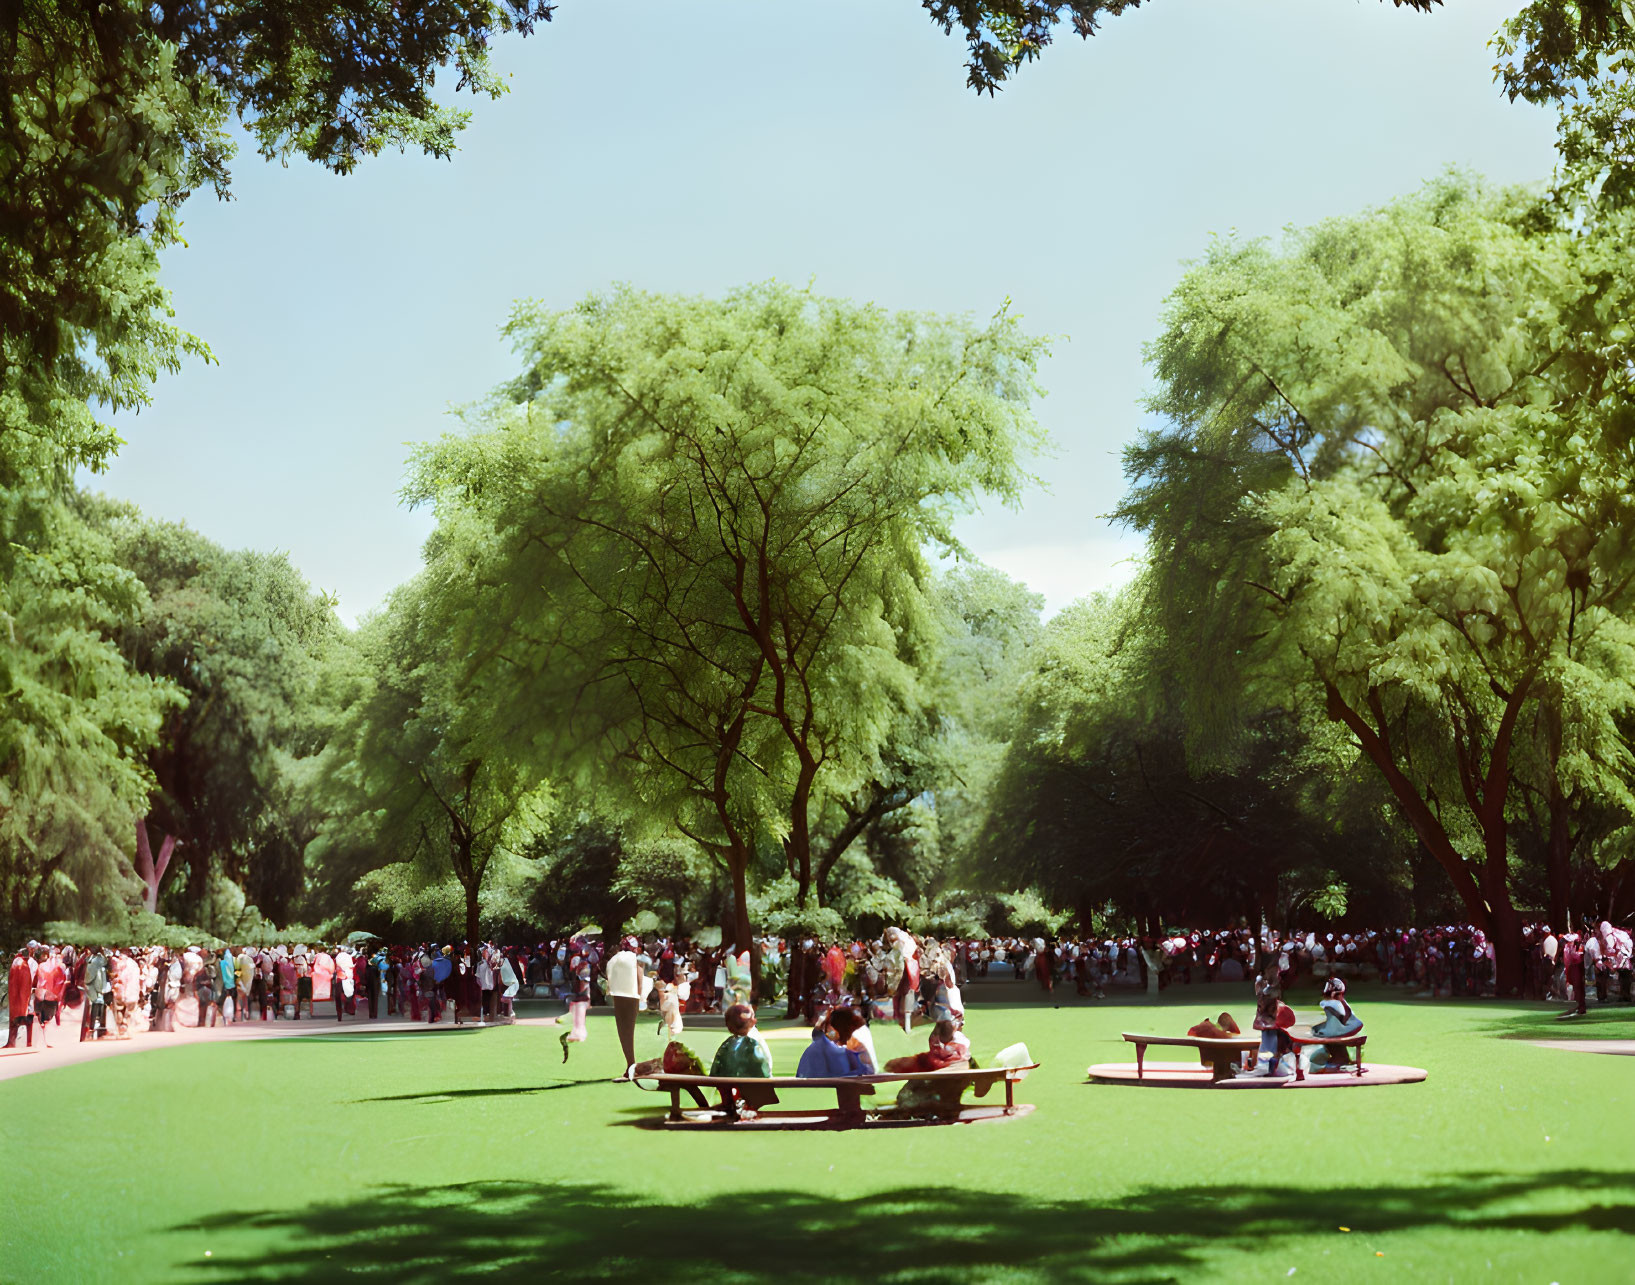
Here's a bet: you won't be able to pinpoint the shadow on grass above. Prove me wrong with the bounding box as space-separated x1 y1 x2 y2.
357 1079 607 1103
1473 1004 1635 1042
173 1170 1635 1283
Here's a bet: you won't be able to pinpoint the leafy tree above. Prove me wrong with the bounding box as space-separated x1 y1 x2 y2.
610 834 717 939
924 1 1440 94
318 577 551 946
1493 1 1635 207
811 561 1042 904
981 589 1409 933
406 282 1047 987
102 506 342 922
1118 176 1635 989
2 1 555 442
2 1 548 934
0 494 180 928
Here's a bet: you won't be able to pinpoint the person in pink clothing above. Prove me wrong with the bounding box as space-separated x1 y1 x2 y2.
311 948 335 1018
111 950 141 1038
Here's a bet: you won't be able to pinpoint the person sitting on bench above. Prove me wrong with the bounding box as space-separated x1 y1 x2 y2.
1244 963 1296 1078
886 1020 986 1117
709 1003 778 1119
1184 1011 1242 1067
1307 977 1364 1071
797 1007 869 1078
884 1019 970 1074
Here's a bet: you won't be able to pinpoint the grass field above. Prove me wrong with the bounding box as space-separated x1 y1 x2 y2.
2 987 1630 1284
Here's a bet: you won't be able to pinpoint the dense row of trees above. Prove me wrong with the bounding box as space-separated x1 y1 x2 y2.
5 3 1635 991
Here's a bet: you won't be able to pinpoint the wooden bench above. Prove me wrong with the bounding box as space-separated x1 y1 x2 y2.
634 1063 1038 1124
1288 1029 1367 1081
1120 1032 1260 1082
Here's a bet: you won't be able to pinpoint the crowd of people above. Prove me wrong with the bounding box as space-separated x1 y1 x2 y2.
7 916 1631 1053
4 939 526 1049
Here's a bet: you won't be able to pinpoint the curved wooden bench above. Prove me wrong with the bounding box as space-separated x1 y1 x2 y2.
1288 1029 1367 1080
1120 1032 1260 1082
634 1063 1039 1124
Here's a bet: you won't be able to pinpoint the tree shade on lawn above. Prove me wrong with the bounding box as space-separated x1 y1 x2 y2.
2 992 1630 1283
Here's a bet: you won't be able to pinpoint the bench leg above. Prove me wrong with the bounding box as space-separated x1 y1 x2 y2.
668 1087 683 1122
835 1086 864 1120
1355 1044 1365 1077
1294 1054 1305 1083
1005 1077 1015 1114
1135 1042 1145 1080
1210 1053 1234 1082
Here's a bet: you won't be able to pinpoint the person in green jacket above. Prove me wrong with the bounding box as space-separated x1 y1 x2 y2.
80 948 109 1041
709 1003 777 1119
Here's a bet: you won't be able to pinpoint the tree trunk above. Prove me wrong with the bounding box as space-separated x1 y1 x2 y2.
729 850 758 1003
1540 702 1577 931
1325 683 1495 928
784 944 805 1019
134 820 177 914
1488 899 1525 997
788 761 817 908
464 875 480 947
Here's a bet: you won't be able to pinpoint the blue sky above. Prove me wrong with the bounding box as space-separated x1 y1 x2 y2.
94 0 1557 624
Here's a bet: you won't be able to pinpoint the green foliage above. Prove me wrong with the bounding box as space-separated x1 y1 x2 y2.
923 2 1439 94
904 889 993 939
983 586 1413 929
1307 879 1351 921
349 852 540 944
0 492 181 926
2 2 554 465
611 835 717 936
1118 174 1635 978
1493 1 1635 207
525 822 641 940
405 281 1048 951
308 577 551 944
822 851 916 936
748 875 849 941
990 887 1072 937
100 503 343 921
0 2 554 938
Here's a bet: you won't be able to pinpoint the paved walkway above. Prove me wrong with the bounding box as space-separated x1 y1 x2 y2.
1527 1039 1635 1056
0 1002 560 1084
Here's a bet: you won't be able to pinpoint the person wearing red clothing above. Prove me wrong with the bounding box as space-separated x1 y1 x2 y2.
6 946 35 1048
1562 934 1588 1018
33 948 68 1046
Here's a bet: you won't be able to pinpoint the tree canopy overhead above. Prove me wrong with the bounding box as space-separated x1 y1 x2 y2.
925 1 1442 94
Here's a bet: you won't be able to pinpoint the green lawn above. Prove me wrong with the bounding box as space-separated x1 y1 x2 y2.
2 988 1630 1284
